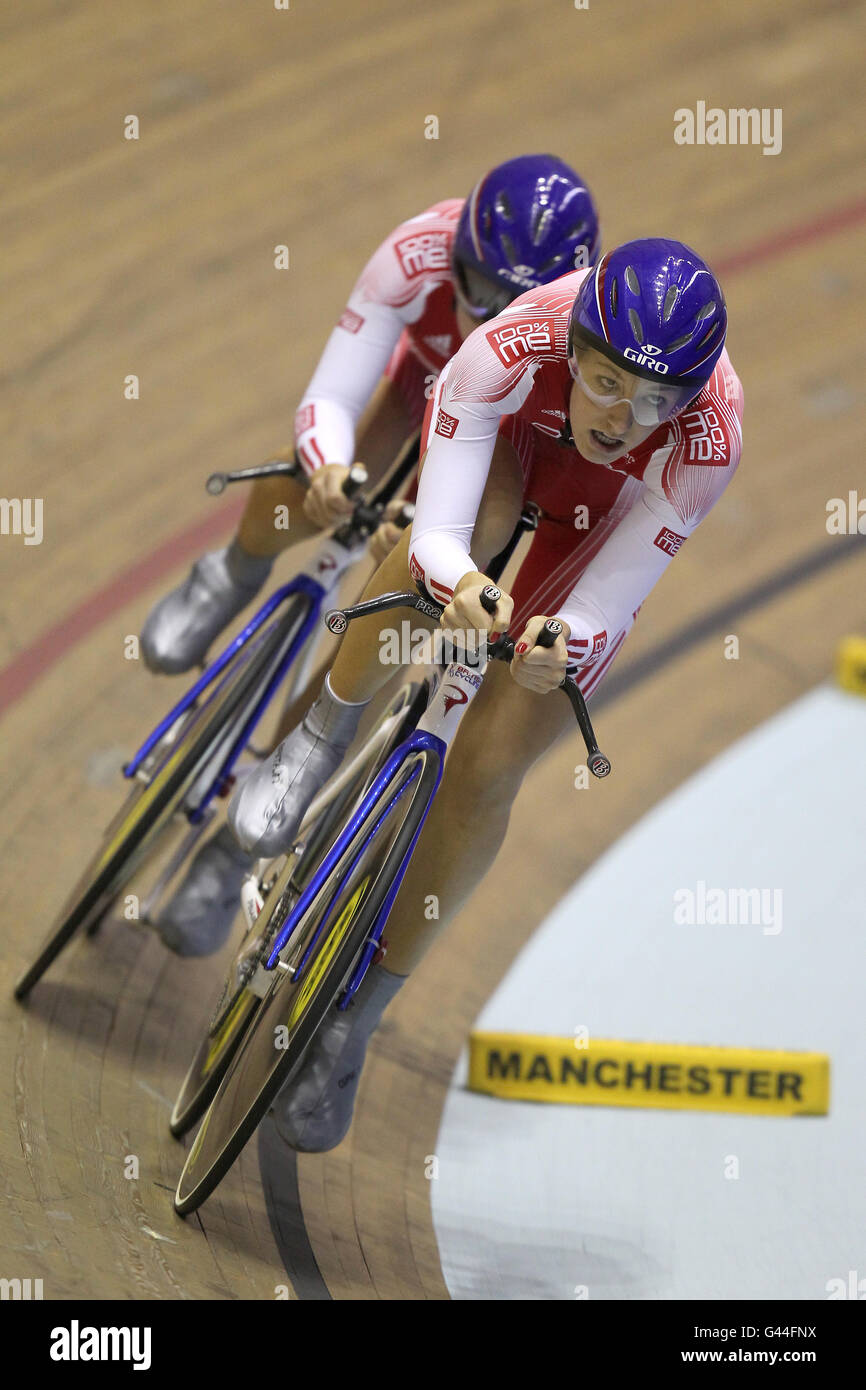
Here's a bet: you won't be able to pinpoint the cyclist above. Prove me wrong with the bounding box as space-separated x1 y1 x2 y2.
150 155 601 953
229 239 745 1152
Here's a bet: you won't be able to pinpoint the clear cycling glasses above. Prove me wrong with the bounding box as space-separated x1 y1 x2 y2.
453 257 519 322
568 324 696 426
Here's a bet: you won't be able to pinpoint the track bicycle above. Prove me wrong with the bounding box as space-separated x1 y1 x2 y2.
13 444 419 1001
173 552 610 1214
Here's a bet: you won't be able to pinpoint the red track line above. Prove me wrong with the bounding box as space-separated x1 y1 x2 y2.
3 192 866 722
0 499 242 717
713 194 866 276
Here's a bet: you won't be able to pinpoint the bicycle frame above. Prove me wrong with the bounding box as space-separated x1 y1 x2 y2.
123 532 365 822
264 652 488 1007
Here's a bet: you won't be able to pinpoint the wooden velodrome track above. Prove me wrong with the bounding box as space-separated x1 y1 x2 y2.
2 0 864 1300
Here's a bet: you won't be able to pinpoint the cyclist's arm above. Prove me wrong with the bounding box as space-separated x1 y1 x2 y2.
409 346 533 601
294 215 453 477
294 303 406 475
554 440 742 671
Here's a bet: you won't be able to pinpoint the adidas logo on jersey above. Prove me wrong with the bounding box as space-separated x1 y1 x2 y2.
424 334 453 356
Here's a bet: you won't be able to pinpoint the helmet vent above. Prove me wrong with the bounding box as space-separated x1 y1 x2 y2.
628 308 643 344
667 332 692 353
610 277 619 316
531 206 553 245
495 191 514 221
697 300 717 322
624 265 640 294
500 232 518 264
698 323 721 348
663 286 679 322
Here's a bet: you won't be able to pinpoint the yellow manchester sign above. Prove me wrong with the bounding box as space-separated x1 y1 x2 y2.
468 1033 830 1116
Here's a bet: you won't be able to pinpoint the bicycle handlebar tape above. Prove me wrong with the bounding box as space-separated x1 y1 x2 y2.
343 464 369 499
395 502 415 529
480 585 502 616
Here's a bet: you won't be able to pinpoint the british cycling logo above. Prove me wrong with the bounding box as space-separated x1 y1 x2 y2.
486 319 553 366
394 231 450 279
435 408 459 439
49 1320 152 1370
442 684 469 714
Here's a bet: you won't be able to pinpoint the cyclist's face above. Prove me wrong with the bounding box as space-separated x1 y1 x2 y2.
455 300 478 343
452 258 518 341
568 345 667 464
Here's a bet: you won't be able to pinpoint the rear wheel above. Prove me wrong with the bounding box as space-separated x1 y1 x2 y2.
174 743 440 1214
14 599 311 1000
169 678 428 1137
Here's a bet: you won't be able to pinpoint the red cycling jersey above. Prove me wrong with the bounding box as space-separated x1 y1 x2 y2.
294 200 464 475
411 269 744 687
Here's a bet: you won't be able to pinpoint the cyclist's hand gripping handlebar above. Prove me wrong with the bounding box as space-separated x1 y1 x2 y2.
325 583 611 779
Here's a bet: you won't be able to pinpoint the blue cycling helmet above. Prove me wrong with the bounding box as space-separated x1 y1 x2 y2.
568 238 727 419
453 154 600 320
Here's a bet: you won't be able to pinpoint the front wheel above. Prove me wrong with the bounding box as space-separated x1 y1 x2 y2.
174 744 440 1215
14 597 311 1000
168 678 428 1138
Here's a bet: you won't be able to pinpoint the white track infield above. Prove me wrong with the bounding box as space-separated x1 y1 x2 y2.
431 685 865 1300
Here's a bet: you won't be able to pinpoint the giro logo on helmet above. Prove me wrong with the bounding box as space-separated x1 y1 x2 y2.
642 344 662 355
623 347 670 373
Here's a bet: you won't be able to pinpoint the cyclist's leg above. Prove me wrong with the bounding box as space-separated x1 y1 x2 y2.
140 377 410 676
155 382 415 946
371 660 576 972
272 622 630 1150
228 434 525 857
